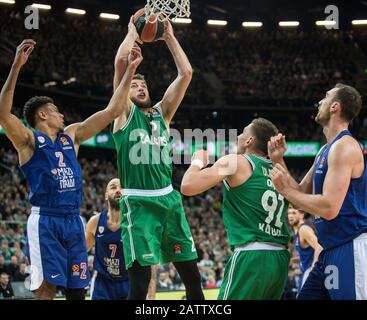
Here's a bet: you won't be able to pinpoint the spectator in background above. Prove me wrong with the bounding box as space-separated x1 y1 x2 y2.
198 252 214 269
205 274 218 289
158 272 173 290
6 255 19 280
13 263 28 282
0 256 5 275
1 242 11 264
0 273 14 299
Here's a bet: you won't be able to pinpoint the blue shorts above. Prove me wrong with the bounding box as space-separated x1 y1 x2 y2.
26 211 90 291
298 233 367 300
90 272 129 300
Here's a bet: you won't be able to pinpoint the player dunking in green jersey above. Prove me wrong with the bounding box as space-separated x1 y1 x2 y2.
112 18 203 300
181 118 291 300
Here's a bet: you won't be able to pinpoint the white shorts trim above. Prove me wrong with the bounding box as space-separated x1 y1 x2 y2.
123 184 173 197
235 242 286 252
354 233 367 300
27 213 44 291
301 267 311 288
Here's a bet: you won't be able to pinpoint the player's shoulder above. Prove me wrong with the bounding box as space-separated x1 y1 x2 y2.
298 224 314 235
330 134 362 160
216 154 252 176
86 213 102 233
216 154 247 168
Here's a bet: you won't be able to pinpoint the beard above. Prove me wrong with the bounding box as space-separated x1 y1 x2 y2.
315 111 331 126
130 96 151 109
108 198 120 211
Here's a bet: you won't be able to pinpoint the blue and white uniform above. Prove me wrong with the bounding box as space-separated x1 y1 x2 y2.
90 211 129 300
22 131 89 291
298 130 367 300
294 224 314 291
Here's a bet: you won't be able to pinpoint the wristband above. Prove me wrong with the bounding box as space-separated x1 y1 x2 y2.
191 159 204 170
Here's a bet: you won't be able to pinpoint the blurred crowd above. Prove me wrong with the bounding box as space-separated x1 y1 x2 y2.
1 5 367 299
1 8 367 107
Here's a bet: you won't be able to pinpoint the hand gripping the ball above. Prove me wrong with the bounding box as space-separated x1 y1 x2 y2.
128 44 143 69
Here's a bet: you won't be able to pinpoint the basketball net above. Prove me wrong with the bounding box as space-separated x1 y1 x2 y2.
144 0 191 22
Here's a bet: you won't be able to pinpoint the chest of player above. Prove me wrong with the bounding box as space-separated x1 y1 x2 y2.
95 225 122 246
129 108 170 147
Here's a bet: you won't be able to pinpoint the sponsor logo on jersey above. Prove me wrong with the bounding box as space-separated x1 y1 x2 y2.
142 253 154 259
51 167 76 189
37 136 46 144
174 244 182 255
139 132 168 147
98 226 105 234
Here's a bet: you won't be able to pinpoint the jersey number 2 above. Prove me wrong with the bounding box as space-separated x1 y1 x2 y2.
55 152 66 167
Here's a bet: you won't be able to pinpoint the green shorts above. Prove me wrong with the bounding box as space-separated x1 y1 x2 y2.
218 246 290 300
120 189 198 268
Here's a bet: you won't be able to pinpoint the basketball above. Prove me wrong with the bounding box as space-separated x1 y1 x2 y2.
133 8 165 43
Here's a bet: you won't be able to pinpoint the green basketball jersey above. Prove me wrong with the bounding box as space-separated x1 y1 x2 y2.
112 104 172 190
222 154 290 247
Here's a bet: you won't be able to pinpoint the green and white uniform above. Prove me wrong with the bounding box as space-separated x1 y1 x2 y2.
218 154 290 300
113 104 197 268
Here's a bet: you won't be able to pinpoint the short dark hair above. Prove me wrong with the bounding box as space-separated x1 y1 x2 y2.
334 83 362 122
250 118 279 156
133 74 145 81
23 96 54 128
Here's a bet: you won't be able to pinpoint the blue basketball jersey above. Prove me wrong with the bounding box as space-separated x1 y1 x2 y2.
93 211 128 281
295 224 314 273
20 131 82 215
312 130 367 250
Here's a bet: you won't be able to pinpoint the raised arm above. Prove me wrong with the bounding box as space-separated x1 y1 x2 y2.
160 21 192 125
0 40 35 154
181 151 241 196
65 46 143 151
113 16 142 92
269 137 360 220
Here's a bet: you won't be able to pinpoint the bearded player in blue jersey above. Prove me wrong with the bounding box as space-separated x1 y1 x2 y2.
269 84 367 300
0 39 142 300
85 178 157 300
85 179 129 300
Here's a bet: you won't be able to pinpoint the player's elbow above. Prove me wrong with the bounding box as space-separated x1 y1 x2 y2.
180 183 196 197
180 66 193 80
321 204 339 221
115 55 127 68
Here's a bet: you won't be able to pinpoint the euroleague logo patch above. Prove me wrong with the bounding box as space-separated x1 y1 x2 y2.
60 137 70 146
72 264 80 276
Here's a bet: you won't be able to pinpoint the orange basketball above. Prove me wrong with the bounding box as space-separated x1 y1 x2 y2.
133 8 165 43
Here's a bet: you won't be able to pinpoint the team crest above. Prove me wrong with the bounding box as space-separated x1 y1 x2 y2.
98 226 105 234
37 136 45 144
